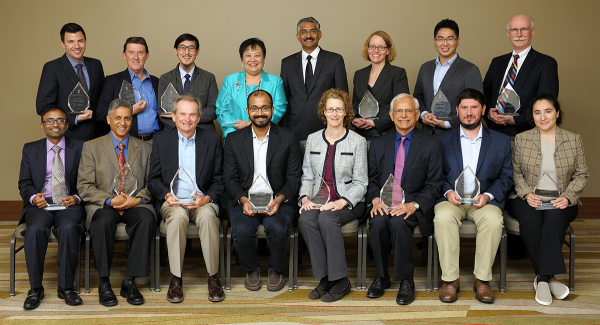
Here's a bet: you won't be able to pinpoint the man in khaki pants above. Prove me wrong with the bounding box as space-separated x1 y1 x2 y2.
148 95 225 303
433 88 513 304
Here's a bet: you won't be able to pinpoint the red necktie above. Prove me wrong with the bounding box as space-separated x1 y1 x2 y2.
117 143 126 215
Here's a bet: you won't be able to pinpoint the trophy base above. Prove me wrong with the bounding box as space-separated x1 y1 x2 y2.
536 203 557 210
176 198 195 204
45 204 67 211
498 112 519 116
362 117 379 120
161 112 172 116
252 207 271 212
436 117 451 121
459 198 479 204
68 112 85 115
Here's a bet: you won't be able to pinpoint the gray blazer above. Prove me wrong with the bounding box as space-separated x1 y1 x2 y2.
413 54 483 135
299 129 368 208
158 64 219 132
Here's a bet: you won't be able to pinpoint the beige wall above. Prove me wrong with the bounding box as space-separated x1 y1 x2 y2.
1 0 598 200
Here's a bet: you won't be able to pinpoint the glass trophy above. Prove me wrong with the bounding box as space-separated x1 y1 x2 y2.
113 164 138 196
497 88 520 116
431 90 451 121
220 92 243 127
533 172 561 210
455 166 480 204
306 174 330 207
42 178 67 211
380 174 404 209
160 82 179 116
67 82 90 115
170 166 196 204
358 90 379 120
248 174 273 211
119 80 140 107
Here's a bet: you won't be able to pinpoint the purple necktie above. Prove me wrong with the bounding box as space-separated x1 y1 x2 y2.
392 137 406 206
75 63 89 93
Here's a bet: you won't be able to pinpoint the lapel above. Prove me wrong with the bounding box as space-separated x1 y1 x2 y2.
308 48 327 95
554 126 566 151
439 55 460 90
513 49 537 93
528 126 541 151
371 62 392 96
173 64 185 94
127 136 140 167
259 71 271 91
356 66 369 98
293 51 305 93
64 138 75 193
86 57 97 94
166 129 179 176
101 134 121 173
36 140 47 191
495 53 512 93
242 128 254 174
59 54 80 87
451 127 464 171
402 129 421 184
190 65 202 89
384 131 395 181
424 60 436 97
265 125 280 168
476 127 492 174
195 129 208 186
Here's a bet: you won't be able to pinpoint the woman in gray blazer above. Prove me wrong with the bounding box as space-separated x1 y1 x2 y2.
298 89 368 302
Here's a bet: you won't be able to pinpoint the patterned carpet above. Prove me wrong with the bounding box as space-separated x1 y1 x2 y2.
1 219 599 324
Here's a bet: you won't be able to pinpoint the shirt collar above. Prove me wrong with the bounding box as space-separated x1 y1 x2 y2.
251 125 271 141
46 137 66 153
459 124 483 141
128 68 150 81
179 64 195 79
110 131 129 149
302 46 321 61
512 45 531 57
178 129 196 142
66 55 85 68
435 53 458 67
395 128 414 142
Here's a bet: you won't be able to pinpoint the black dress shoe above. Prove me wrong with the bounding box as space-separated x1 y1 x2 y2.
309 281 335 300
23 287 44 310
57 286 82 306
98 282 118 307
321 278 351 302
396 279 415 305
366 275 391 299
121 279 144 305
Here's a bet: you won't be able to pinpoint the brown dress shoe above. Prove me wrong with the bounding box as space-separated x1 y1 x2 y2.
208 274 225 302
439 279 460 303
473 278 494 303
245 267 262 291
167 274 184 303
267 268 284 291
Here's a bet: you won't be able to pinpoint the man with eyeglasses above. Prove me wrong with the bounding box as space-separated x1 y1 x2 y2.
280 17 348 141
413 19 483 135
97 37 161 142
223 90 301 291
484 14 558 137
158 34 219 132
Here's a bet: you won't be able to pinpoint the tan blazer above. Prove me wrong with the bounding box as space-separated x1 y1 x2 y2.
510 127 588 206
77 133 155 228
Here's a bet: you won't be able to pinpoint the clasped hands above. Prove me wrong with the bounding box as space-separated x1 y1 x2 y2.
32 193 79 209
111 192 143 212
421 113 447 128
370 197 416 219
299 197 347 213
446 190 489 209
165 190 210 210
241 194 286 217
488 107 515 125
525 192 568 209
352 118 375 130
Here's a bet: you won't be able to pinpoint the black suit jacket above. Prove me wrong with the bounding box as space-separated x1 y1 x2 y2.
96 69 161 137
36 54 105 140
483 48 559 136
366 128 443 236
18 137 85 224
280 48 348 140
148 127 224 214
223 125 302 208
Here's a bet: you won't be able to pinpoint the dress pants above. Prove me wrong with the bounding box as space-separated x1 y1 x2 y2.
89 207 156 277
506 198 577 276
229 204 294 273
299 203 365 281
369 211 419 281
160 202 220 277
23 205 84 289
434 201 503 282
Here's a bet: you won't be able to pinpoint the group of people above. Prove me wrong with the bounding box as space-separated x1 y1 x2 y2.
18 13 587 312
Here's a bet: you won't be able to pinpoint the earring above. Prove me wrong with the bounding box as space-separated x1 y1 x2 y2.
263 62 266 69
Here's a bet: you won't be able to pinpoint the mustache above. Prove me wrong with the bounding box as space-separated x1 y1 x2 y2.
303 37 315 42
512 36 528 41
253 115 268 119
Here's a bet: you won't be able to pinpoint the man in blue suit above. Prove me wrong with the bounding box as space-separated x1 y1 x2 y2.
433 88 513 304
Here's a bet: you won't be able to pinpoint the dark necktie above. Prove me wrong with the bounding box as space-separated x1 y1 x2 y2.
497 54 519 111
183 74 191 95
392 137 406 206
75 63 89 93
305 55 313 92
51 146 67 201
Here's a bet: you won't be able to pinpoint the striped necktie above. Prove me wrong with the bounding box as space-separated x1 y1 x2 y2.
51 146 67 202
497 54 519 112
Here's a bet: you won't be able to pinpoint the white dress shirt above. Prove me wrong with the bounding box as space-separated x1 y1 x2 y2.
251 126 271 194
500 46 531 93
301 46 320 81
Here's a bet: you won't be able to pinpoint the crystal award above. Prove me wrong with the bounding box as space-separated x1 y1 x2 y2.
306 173 330 207
67 82 90 115
380 174 404 209
497 88 520 116
534 172 561 210
219 92 243 127
455 166 480 204
113 164 138 196
119 80 140 107
160 82 179 116
170 166 196 204
248 174 273 211
42 178 67 211
358 90 379 120
431 90 451 121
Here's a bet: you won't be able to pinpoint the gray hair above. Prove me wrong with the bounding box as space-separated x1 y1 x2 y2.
296 17 320 34
107 98 132 116
506 15 535 30
390 93 419 111
171 94 202 115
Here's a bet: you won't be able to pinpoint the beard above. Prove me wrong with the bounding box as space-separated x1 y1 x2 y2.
460 115 482 130
251 115 271 128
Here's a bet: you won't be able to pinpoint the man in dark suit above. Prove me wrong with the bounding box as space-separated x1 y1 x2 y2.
366 93 444 305
36 23 105 140
434 88 513 304
484 14 559 137
280 17 348 141
413 19 483 135
224 90 302 291
148 95 225 303
97 37 161 141
18 108 85 309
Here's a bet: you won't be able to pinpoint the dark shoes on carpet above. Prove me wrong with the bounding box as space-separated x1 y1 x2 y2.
321 278 351 303
267 268 285 291
439 279 460 303
366 275 391 299
396 279 415 305
23 287 44 310
208 274 226 302
167 274 184 303
245 267 262 291
473 278 494 303
120 279 144 305
98 282 118 307
57 286 82 306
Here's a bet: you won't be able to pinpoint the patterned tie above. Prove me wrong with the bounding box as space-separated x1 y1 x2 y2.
183 74 191 95
392 137 406 206
497 54 519 111
116 143 126 214
305 55 313 92
75 63 89 93
51 146 67 202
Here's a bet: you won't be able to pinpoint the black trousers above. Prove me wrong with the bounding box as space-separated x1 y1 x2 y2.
23 205 84 289
89 207 156 278
506 198 578 276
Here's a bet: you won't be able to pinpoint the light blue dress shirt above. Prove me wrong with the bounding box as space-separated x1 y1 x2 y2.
177 130 204 197
178 65 195 85
128 69 159 135
66 56 90 126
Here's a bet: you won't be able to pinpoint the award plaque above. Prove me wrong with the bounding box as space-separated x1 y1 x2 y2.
455 166 480 204
306 173 330 207
67 82 90 115
533 172 561 210
113 164 138 196
358 90 379 120
42 179 67 211
497 89 520 116
380 174 404 209
248 174 273 211
119 80 140 107
220 92 243 127
160 82 179 116
170 166 196 204
431 90 451 121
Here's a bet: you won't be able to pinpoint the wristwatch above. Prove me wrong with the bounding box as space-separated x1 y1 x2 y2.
412 201 420 210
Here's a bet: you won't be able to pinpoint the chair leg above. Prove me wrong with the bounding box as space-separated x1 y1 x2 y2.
294 226 299 289
85 232 90 294
76 246 81 294
288 226 295 291
433 235 439 291
10 234 16 297
155 232 161 292
220 220 225 286
356 227 362 290
500 228 507 293
569 226 575 292
226 226 232 290
150 231 156 291
361 225 367 290
427 235 433 292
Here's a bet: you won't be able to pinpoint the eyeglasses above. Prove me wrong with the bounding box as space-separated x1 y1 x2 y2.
249 106 272 112
368 45 388 51
435 37 457 43
299 29 319 36
508 28 531 34
325 108 344 114
393 109 414 115
177 45 197 53
126 51 146 56
43 118 67 125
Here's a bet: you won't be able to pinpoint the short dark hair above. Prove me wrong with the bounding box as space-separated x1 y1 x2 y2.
40 107 66 122
123 36 148 53
174 33 199 50
60 23 86 42
434 19 459 38
456 88 485 108
247 90 273 108
239 38 266 60
528 93 563 126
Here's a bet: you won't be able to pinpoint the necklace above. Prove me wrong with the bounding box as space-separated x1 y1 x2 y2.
245 73 262 99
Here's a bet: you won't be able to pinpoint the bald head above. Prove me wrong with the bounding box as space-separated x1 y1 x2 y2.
506 14 535 52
